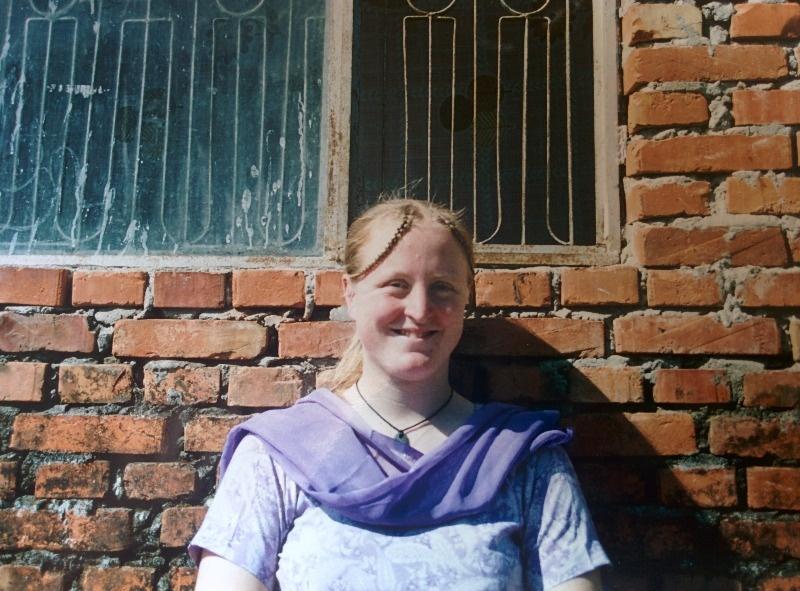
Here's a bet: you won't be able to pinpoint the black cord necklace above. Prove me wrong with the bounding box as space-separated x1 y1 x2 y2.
354 381 454 444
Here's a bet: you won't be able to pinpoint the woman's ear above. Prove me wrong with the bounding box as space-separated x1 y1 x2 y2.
342 274 355 309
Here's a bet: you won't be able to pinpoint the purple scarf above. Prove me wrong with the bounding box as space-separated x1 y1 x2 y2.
219 389 572 528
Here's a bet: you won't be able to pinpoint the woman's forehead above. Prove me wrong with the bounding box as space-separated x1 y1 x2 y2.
361 219 469 273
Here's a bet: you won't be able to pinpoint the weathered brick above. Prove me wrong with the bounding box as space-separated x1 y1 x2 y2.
0 267 70 306
153 271 226 309
647 269 722 307
622 3 702 46
793 319 800 362
744 371 800 408
314 270 345 307
170 567 197 591
474 270 551 308
733 90 800 126
113 319 268 360
0 362 46 402
0 508 132 552
632 226 788 267
277 321 355 358
791 234 800 264
625 179 711 222
58 363 133 404
658 467 737 507
459 318 605 358
720 518 800 559
228 366 303 408
623 45 788 94
709 416 799 458
0 565 63 591
71 270 146 307
11 415 167 455
727 175 800 215
560 266 639 306
574 463 647 504
653 369 731 404
0 312 94 353
0 462 16 499
34 461 110 499
731 3 800 39
626 135 793 176
485 364 552 403
614 315 781 356
233 269 306 308
568 366 645 404
184 415 247 452
760 576 800 591
628 91 708 131
595 511 702 562
747 467 800 511
570 412 697 456
160 506 207 547
123 462 196 500
143 365 221 405
739 271 800 308
80 566 154 591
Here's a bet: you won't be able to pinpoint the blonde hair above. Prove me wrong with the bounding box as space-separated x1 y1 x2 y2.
327 196 474 393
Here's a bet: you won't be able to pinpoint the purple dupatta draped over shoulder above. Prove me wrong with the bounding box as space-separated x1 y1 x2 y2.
219 389 572 528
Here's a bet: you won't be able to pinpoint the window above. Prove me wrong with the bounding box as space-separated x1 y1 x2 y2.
0 0 618 264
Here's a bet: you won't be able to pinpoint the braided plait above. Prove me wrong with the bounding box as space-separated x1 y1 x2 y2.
351 212 414 281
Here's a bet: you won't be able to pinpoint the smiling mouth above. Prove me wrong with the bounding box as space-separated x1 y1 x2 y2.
392 329 437 338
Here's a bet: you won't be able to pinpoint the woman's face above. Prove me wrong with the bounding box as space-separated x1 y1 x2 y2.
344 219 471 387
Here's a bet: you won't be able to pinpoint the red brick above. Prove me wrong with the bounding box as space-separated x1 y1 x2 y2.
0 565 63 591
228 366 303 408
626 135 793 176
739 271 800 308
0 362 46 402
570 412 697 456
709 416 800 458
595 511 701 562
761 576 800 591
34 461 110 499
574 463 647 503
622 4 702 46
628 91 708 131
632 226 788 267
614 315 781 356
625 179 711 222
170 567 197 591
184 415 247 452
660 575 742 591
474 270 551 308
653 369 731 404
314 270 345 307
71 270 146 307
113 319 267 360
143 365 221 405
720 518 800 559
791 234 800 264
153 271 226 309
0 267 70 306
747 467 800 511
11 415 167 455
793 319 800 362
647 269 722 307
733 90 800 126
560 266 639 306
731 3 800 39
623 45 788 94
123 462 196 500
0 462 16 499
58 363 133 404
80 566 154 591
460 318 605 358
233 269 305 308
278 321 355 358
744 371 800 408
727 175 800 215
0 312 94 353
160 506 207 547
658 467 737 507
568 366 645 404
0 508 132 552
485 364 552 403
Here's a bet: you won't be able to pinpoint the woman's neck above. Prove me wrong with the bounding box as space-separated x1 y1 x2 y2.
354 372 453 420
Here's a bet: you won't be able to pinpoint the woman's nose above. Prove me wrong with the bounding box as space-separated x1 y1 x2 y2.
404 285 431 321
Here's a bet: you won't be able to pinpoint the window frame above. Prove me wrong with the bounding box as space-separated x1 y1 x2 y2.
0 0 619 269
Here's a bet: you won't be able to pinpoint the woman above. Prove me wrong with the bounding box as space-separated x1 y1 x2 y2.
190 198 609 590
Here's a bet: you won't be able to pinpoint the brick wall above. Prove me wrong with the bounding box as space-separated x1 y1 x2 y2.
1 2 799 589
